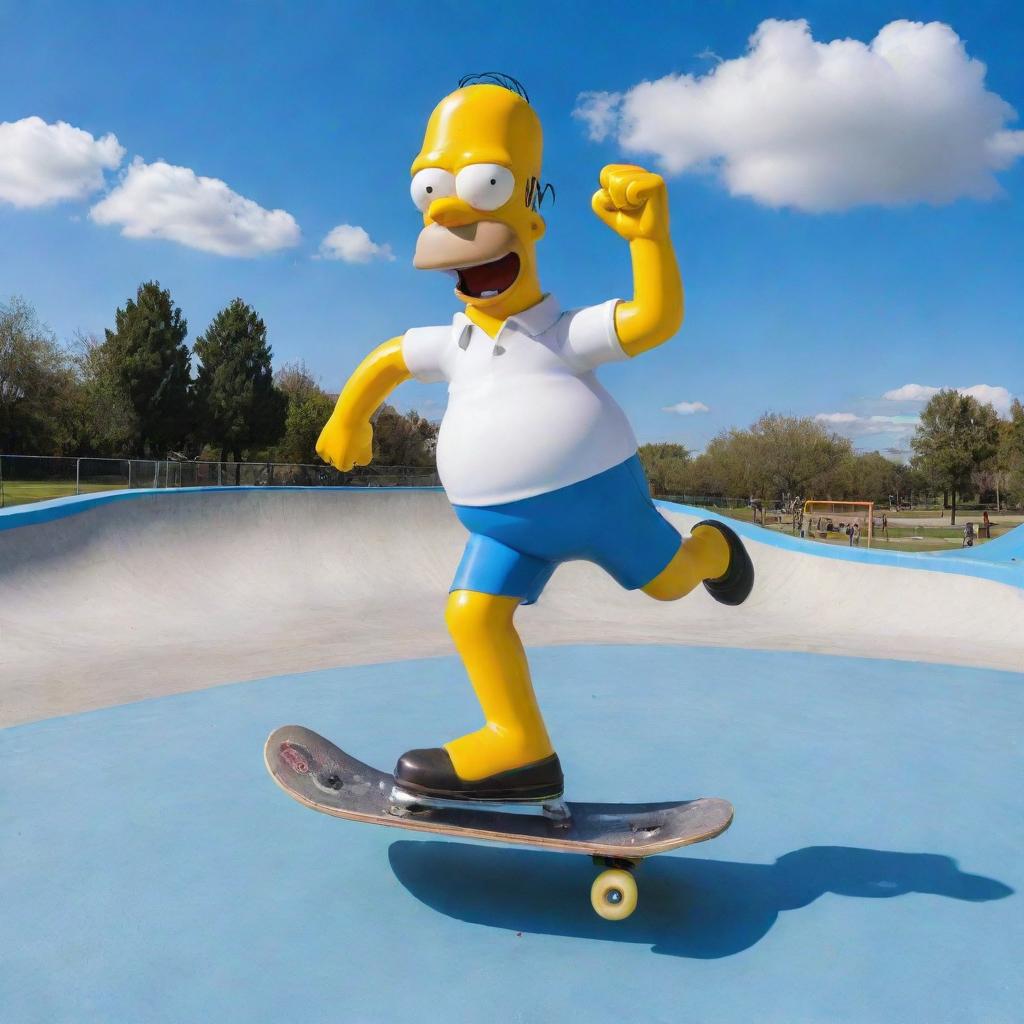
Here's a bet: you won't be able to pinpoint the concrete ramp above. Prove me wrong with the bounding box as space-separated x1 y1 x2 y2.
1 487 1021 727
3 488 1022 1024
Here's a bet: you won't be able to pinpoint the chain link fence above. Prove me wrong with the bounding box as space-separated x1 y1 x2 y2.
0 454 440 508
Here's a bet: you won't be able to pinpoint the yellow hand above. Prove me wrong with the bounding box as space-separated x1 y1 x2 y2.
315 417 373 472
591 164 670 242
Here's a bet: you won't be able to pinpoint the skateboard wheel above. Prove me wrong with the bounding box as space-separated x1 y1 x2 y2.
591 868 638 921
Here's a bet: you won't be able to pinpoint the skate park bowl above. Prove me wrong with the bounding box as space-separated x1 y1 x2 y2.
1 486 1021 1022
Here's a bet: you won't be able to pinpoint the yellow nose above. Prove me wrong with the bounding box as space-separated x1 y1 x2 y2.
427 197 479 229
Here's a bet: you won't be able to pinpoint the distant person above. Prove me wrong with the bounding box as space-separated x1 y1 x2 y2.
846 523 854 547
962 522 975 548
982 510 991 539
853 521 861 546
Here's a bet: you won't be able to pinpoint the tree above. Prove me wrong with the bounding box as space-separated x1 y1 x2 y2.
695 414 852 504
911 390 1000 525
973 420 1015 510
638 442 691 496
844 451 909 505
370 404 438 466
72 332 139 456
273 361 335 464
0 296 79 454
193 299 286 477
103 282 191 456
1002 400 1024 510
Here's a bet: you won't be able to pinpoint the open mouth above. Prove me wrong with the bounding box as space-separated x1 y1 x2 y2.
450 252 520 299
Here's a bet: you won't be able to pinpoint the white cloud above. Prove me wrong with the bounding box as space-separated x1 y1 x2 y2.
815 412 860 424
662 400 710 415
883 382 1014 415
816 412 920 436
575 19 1024 212
959 385 1015 416
882 383 941 402
574 91 621 143
0 116 124 207
318 224 394 263
89 158 300 257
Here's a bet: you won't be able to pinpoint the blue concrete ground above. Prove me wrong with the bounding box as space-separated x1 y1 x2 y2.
2 645 1020 1024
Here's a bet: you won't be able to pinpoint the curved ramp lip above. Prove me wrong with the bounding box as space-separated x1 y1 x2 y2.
0 484 445 532
1 486 1020 589
655 499 1023 588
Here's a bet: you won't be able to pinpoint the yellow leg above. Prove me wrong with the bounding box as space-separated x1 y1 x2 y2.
642 524 731 602
442 590 555 781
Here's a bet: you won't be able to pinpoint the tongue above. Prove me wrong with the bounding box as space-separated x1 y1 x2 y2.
459 253 519 298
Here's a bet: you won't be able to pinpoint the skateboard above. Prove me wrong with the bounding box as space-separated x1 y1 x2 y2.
264 724 734 920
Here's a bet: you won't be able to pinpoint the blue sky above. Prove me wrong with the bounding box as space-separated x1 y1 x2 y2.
1 0 1022 457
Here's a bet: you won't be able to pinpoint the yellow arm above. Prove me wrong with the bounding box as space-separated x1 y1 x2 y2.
614 235 683 356
315 336 412 472
592 164 684 357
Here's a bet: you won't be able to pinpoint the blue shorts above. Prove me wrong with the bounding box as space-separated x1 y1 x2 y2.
451 454 682 604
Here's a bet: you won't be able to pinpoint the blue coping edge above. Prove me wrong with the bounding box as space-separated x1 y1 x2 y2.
0 485 445 532
934 522 1024 563
657 498 1022 589
1 486 1020 590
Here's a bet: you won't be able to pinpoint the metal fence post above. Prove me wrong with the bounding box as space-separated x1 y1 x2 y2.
76 458 81 495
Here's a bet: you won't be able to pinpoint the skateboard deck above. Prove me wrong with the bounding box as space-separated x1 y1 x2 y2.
265 725 733 859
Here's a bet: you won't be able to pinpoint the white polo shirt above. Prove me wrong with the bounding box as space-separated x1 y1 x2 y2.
402 294 638 507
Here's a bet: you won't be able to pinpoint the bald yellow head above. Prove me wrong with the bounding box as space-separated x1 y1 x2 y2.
410 84 546 319
413 84 542 183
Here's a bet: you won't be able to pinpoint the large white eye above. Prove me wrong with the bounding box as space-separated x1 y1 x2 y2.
455 164 515 211
410 168 455 211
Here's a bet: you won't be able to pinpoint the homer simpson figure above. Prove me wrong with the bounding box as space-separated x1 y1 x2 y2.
316 75 753 805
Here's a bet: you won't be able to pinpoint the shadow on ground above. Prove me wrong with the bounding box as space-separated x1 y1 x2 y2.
389 841 1013 958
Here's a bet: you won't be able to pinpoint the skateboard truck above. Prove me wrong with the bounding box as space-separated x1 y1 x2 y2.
387 785 572 825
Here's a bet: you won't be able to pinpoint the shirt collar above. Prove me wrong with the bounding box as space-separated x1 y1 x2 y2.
451 293 562 345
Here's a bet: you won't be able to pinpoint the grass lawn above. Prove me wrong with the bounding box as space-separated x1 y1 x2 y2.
702 505 758 522
885 525 974 540
742 519 1000 553
859 537 962 552
886 508 946 519
0 480 126 508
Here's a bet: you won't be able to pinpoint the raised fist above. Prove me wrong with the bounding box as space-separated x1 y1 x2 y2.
591 164 670 242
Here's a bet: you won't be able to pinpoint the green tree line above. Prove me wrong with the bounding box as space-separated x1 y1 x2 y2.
1 285 437 470
640 399 1024 522
4 287 1021 518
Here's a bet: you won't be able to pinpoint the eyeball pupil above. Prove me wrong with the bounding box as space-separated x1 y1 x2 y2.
490 179 496 185
426 186 433 194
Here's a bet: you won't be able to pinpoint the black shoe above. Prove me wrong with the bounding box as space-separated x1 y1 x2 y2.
696 519 754 606
394 747 564 802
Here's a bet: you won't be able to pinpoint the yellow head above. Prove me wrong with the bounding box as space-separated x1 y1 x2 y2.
411 82 546 318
